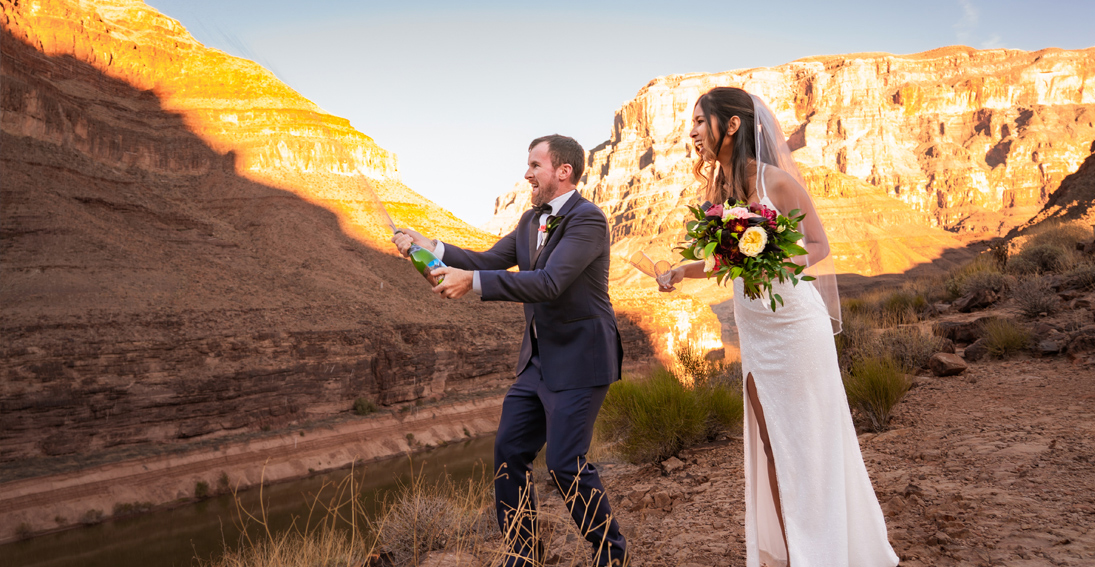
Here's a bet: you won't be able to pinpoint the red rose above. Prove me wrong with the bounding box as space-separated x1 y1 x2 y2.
706 204 724 218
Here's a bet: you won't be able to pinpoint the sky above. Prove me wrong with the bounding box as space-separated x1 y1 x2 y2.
146 0 1095 227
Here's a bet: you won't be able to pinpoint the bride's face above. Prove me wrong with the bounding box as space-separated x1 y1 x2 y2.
690 104 716 160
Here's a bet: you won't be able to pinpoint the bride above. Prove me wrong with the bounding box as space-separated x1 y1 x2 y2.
659 87 900 567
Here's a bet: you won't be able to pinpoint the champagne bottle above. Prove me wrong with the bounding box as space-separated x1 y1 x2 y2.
408 244 446 285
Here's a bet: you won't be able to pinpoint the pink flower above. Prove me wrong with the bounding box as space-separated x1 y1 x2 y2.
706 204 724 218
723 206 759 222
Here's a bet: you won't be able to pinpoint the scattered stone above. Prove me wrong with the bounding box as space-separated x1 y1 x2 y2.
932 302 952 315
929 353 968 376
651 491 673 509
962 338 989 362
933 318 996 343
1038 340 1063 356
661 456 685 474
937 338 956 354
953 289 997 312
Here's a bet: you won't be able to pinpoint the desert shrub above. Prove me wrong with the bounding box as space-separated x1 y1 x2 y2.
1063 264 1095 290
673 342 711 386
15 522 32 540
945 255 1003 299
879 327 948 370
218 472 231 493
1026 221 1093 251
81 509 103 525
1010 244 1072 274
982 318 1032 358
598 367 742 464
378 474 492 566
959 271 1010 297
842 355 911 432
1014 277 1062 318
836 311 880 371
353 397 378 416
880 290 926 325
195 480 210 500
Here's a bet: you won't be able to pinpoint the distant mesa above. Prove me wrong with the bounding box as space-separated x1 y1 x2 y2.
486 45 1095 279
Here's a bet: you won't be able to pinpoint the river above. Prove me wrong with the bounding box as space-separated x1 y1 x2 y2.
4 436 495 567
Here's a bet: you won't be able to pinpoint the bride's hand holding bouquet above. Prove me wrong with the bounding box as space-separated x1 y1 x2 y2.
666 200 814 311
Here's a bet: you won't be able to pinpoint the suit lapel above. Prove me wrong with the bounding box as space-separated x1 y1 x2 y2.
526 213 538 270
530 192 582 269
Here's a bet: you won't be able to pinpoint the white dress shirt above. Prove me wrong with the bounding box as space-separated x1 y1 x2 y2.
434 190 575 295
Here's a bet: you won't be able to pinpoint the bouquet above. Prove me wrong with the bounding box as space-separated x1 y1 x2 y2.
676 201 814 311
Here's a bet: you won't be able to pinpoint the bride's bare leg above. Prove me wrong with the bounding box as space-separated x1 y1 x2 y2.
746 372 789 561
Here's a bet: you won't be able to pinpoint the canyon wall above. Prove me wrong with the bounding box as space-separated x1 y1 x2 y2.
488 46 1095 278
0 0 533 467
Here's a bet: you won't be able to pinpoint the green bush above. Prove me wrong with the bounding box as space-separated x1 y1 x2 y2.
1014 277 1062 318
982 319 1031 358
353 397 378 416
598 367 742 464
879 327 948 370
842 355 911 432
195 480 210 500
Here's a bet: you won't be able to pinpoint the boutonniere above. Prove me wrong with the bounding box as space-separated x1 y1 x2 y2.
539 215 563 238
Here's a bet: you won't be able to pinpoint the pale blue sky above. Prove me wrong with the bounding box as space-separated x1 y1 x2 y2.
146 0 1094 226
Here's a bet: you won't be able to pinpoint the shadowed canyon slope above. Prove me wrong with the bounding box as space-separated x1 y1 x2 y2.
488 46 1095 279
0 0 536 465
0 0 701 472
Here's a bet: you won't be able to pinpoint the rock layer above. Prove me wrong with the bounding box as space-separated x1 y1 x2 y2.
0 0 527 464
488 46 1095 278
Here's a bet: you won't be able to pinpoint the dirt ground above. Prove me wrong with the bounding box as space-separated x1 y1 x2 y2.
530 345 1095 566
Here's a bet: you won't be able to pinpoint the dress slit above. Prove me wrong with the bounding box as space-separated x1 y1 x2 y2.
745 371 791 567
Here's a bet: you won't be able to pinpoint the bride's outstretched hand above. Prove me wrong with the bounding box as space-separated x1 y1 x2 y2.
658 267 684 293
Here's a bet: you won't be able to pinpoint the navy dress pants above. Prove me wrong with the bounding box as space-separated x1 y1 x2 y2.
493 353 627 566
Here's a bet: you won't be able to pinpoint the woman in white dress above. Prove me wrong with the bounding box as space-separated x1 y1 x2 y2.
659 87 900 567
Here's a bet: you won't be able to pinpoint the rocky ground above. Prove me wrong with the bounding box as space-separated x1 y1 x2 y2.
517 294 1095 567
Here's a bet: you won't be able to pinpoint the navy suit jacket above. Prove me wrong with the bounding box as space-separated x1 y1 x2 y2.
442 192 623 391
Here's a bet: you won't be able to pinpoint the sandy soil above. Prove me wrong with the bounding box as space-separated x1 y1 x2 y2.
528 344 1095 566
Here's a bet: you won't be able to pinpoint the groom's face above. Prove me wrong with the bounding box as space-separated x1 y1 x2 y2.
526 142 560 207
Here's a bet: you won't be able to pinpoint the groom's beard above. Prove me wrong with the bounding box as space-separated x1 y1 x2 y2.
531 178 559 207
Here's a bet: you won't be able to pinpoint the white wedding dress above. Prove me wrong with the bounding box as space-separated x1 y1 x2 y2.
733 164 899 567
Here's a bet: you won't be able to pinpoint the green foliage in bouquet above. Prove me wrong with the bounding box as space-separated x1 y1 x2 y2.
676 201 815 311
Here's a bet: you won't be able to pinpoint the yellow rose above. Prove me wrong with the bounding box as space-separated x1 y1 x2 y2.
738 226 768 257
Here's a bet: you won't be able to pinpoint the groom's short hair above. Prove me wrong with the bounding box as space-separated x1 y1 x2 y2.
529 135 585 184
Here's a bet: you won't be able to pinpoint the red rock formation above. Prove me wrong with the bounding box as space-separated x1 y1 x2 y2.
0 0 531 464
1010 151 1095 236
488 46 1095 278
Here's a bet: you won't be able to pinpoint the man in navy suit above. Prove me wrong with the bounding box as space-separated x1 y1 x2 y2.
393 135 627 566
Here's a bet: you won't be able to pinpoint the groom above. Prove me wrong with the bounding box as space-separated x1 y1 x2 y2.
392 135 627 566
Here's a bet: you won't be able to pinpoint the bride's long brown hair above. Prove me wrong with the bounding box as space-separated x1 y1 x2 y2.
692 87 757 205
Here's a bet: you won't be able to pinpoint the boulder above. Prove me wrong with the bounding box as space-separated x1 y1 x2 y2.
1037 340 1063 356
938 338 957 354
963 339 989 362
933 317 998 343
953 289 998 313
1067 326 1095 361
929 353 968 376
661 456 686 474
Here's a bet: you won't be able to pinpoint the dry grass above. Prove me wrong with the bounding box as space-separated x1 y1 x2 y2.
598 366 743 464
842 355 911 432
982 319 1032 358
208 459 631 567
879 326 949 370
945 254 1003 299
1014 277 1062 318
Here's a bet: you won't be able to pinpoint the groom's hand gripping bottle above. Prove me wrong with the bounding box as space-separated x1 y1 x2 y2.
407 243 446 286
